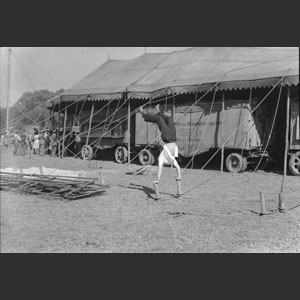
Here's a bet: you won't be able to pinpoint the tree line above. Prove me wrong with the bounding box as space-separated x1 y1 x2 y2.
0 89 64 130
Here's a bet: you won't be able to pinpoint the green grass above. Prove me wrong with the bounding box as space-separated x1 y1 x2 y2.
1 148 299 253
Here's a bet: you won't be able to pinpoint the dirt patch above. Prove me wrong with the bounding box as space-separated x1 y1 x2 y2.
1 147 299 253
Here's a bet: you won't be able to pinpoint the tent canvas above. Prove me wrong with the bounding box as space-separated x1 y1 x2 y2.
48 47 299 106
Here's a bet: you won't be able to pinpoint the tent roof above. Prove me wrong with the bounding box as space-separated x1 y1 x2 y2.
50 47 299 105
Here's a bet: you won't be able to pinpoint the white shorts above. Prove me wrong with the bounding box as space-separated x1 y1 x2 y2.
159 143 179 166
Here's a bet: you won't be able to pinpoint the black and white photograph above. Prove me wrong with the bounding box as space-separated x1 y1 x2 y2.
0 46 299 253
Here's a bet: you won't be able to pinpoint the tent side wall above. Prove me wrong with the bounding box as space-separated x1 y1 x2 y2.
134 92 264 158
64 100 135 151
174 100 262 157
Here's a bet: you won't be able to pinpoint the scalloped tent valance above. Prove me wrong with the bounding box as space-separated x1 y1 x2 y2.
47 47 299 106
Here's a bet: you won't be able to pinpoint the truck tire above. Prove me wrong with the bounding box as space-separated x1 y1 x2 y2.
138 149 155 166
242 157 248 172
226 153 245 173
81 145 93 160
289 151 300 176
115 146 128 164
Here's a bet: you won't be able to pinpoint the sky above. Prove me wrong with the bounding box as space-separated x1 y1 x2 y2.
0 47 297 108
0 47 190 107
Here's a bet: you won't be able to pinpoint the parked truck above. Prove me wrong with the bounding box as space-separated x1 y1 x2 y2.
288 98 300 175
70 95 299 175
131 97 269 173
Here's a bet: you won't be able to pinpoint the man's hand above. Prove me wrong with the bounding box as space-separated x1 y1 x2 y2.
155 104 161 113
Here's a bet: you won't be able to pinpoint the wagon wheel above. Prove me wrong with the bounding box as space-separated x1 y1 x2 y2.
226 153 245 173
115 146 128 164
289 151 300 176
138 149 155 166
242 157 248 172
81 145 94 160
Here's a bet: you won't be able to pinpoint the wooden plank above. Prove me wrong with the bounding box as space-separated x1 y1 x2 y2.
64 189 106 200
11 181 39 192
63 182 94 197
48 186 74 195
1 171 108 200
1 172 95 183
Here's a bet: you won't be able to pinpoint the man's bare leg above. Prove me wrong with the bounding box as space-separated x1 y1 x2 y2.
174 159 183 197
153 155 164 200
152 154 163 200
174 159 181 180
157 154 164 182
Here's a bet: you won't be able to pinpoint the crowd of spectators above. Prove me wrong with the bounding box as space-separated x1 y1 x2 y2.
0 128 82 158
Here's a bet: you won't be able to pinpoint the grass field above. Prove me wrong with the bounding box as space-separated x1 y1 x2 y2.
1 147 299 253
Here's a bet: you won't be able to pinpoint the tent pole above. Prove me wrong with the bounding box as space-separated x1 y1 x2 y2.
85 102 94 149
191 86 198 168
221 90 225 172
6 48 12 131
50 107 54 131
62 107 67 158
281 86 290 193
172 95 175 118
127 93 131 165
57 102 61 158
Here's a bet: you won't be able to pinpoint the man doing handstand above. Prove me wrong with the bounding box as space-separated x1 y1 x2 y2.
137 104 182 199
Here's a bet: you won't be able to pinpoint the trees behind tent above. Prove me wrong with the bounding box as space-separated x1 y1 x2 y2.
0 89 64 130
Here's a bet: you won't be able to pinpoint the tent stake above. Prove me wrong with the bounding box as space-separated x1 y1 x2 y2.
259 192 267 215
98 170 104 185
153 181 160 200
176 178 183 198
278 193 286 213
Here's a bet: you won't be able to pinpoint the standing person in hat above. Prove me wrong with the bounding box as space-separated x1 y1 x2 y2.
3 132 9 149
0 132 4 149
19 130 27 156
39 131 46 156
33 129 40 154
43 130 50 155
137 104 182 199
25 131 32 157
12 131 21 156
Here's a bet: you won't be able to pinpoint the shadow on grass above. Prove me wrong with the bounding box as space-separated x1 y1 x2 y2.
117 183 175 200
118 183 155 199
